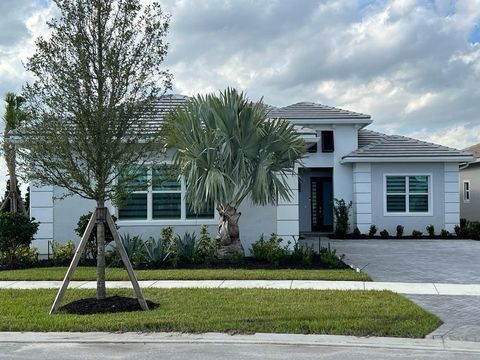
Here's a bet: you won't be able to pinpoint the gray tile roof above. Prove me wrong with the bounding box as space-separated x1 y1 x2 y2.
463 143 480 159
268 102 371 123
137 94 190 134
343 129 473 161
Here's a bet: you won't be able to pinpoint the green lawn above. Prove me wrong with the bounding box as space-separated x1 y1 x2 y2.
0 288 440 337
0 266 371 281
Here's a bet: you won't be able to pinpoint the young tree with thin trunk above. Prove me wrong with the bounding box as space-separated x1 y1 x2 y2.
18 0 172 300
164 89 306 259
1 93 27 215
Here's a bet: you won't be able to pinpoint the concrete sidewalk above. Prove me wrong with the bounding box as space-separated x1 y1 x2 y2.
2 279 480 296
1 331 480 354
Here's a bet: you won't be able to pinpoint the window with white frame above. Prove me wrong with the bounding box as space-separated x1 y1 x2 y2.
118 165 215 221
385 175 430 214
463 180 471 203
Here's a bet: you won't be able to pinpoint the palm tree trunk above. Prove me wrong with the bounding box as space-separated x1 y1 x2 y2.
96 201 106 300
216 205 244 259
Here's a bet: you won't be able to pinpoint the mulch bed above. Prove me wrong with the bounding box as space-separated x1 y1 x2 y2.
59 295 159 315
327 235 476 240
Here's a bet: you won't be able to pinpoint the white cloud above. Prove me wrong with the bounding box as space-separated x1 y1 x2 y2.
408 124 480 149
0 0 480 192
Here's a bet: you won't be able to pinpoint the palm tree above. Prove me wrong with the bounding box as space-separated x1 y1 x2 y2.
165 88 306 259
1 93 27 215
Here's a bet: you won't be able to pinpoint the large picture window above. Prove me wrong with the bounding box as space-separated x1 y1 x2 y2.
385 175 430 214
118 165 215 221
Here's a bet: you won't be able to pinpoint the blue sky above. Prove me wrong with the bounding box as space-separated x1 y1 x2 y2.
1 0 480 183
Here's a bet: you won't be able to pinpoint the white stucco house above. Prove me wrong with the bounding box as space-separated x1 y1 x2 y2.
29 95 474 256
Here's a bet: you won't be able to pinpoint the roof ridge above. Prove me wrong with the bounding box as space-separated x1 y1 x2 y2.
272 101 371 120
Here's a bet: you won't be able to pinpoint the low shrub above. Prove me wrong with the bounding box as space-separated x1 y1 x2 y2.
75 212 117 261
368 224 377 237
300 245 315 267
250 233 289 267
396 225 404 238
333 199 352 236
440 229 449 238
412 230 423 237
161 227 181 267
380 229 389 238
292 240 315 267
452 219 480 239
51 240 75 265
319 243 346 269
454 224 461 237
230 251 245 265
0 213 39 267
119 234 145 265
178 232 197 262
193 225 217 264
465 221 480 239
0 245 38 266
426 225 435 238
143 236 170 266
352 227 361 237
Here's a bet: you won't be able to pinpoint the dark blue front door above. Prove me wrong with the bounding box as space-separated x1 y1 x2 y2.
311 177 333 232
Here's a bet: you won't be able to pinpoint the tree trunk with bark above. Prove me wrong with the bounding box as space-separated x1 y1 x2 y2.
96 201 106 300
216 204 244 259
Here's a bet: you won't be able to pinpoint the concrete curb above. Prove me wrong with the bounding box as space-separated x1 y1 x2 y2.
2 280 480 296
0 332 479 353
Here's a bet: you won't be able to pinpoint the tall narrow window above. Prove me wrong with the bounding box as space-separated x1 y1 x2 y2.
118 167 148 220
321 131 334 152
152 165 181 219
386 175 430 214
464 181 471 202
386 176 406 212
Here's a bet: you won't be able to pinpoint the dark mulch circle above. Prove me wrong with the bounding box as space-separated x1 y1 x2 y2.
59 295 159 315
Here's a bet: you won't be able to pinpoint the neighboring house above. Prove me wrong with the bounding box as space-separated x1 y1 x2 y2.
29 95 473 256
460 143 480 221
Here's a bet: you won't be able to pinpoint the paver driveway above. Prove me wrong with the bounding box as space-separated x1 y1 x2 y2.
324 239 480 341
326 239 480 284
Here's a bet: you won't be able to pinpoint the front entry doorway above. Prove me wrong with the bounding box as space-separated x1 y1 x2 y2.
310 176 333 232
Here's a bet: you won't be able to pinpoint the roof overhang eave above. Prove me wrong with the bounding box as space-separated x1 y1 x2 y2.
275 118 373 127
341 155 475 164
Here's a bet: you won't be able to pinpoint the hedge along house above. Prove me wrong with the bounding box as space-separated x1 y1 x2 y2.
28 95 473 257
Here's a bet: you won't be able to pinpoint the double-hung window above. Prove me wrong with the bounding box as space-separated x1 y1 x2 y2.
385 175 430 214
118 165 215 221
118 167 149 220
152 166 182 219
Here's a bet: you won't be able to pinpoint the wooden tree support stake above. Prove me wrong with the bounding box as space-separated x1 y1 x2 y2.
49 208 148 314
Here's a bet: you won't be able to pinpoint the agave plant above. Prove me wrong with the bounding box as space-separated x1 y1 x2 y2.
143 236 171 266
179 232 197 262
119 234 144 263
164 88 306 259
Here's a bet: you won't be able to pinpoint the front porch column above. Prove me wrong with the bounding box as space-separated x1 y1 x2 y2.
353 163 372 234
276 169 299 250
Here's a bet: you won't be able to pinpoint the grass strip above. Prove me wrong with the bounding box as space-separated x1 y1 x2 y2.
0 267 371 281
0 288 440 338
